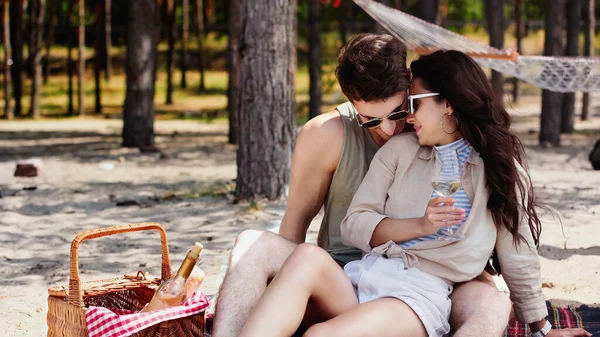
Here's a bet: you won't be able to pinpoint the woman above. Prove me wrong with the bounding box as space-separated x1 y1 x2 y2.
238 51 591 337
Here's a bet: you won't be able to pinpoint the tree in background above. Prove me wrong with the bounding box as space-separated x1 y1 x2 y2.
181 0 189 89
123 0 161 151
9 0 23 117
308 0 322 120
337 0 352 45
484 0 504 103
582 0 595 121
43 0 57 85
29 0 46 118
227 0 239 144
77 0 85 115
561 0 582 134
66 0 74 116
235 0 297 200
2 0 12 119
420 0 439 24
105 0 112 81
540 0 566 147
94 0 104 114
512 0 524 102
195 0 207 92
165 0 176 104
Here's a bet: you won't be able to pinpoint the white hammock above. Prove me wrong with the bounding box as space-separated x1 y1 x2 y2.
353 0 600 93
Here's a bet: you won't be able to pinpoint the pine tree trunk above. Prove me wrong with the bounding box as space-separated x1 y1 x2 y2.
123 0 160 151
67 0 74 116
582 0 594 121
308 0 321 120
540 0 566 147
180 0 188 88
2 0 13 119
26 0 33 78
419 0 439 23
394 0 401 9
29 0 45 119
165 0 175 104
196 0 206 92
9 0 23 116
561 0 581 134
512 0 524 102
235 0 297 200
43 0 57 85
484 0 505 103
77 0 85 116
94 0 103 113
337 0 347 45
205 0 215 26
437 0 448 26
227 0 239 144
104 0 112 81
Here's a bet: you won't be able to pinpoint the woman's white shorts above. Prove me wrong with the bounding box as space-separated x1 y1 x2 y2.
344 253 453 337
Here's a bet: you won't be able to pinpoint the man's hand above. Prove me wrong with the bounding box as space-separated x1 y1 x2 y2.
419 196 465 236
546 328 592 337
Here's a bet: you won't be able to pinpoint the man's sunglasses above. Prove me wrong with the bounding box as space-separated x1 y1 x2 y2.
357 107 410 129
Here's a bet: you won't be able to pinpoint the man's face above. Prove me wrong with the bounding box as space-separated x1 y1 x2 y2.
353 90 409 143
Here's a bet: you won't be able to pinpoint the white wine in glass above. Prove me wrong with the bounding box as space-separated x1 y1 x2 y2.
431 180 462 197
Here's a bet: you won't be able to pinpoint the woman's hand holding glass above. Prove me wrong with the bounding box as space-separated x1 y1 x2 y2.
419 196 465 237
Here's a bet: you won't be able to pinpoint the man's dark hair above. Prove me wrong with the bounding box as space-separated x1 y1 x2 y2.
336 33 409 103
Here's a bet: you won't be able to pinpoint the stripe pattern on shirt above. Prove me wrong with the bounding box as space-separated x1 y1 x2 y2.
400 138 472 248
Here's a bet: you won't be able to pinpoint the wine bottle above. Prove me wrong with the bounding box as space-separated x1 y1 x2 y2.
142 242 203 312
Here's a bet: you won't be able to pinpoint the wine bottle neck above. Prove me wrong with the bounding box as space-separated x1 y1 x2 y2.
176 255 197 279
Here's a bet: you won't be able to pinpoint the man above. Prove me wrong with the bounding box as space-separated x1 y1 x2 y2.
212 34 511 337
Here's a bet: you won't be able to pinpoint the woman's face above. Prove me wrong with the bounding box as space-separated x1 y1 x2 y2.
407 77 459 146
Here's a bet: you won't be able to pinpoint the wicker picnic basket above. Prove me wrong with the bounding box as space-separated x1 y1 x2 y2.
47 222 205 337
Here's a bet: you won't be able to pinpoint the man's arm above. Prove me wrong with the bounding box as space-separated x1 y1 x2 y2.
278 111 343 244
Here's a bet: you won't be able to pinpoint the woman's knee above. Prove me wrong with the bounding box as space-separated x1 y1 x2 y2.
286 243 332 272
303 322 333 337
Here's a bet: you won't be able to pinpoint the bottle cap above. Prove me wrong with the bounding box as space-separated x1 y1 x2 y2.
188 242 203 259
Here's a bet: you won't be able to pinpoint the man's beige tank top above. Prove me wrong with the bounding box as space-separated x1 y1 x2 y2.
319 102 380 265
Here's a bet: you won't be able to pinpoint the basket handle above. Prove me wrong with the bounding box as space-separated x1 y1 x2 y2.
68 222 171 307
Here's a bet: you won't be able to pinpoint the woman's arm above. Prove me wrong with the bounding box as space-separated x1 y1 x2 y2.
495 164 546 324
340 135 465 251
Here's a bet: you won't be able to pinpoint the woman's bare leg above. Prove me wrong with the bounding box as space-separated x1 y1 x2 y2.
239 243 359 337
303 298 428 337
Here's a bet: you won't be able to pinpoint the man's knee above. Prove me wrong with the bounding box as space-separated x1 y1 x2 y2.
450 280 511 326
230 229 295 277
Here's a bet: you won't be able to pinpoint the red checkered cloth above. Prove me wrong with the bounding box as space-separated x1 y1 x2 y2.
85 291 209 337
505 301 600 337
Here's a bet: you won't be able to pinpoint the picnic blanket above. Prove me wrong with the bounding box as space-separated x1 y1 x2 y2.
505 301 600 337
85 291 209 337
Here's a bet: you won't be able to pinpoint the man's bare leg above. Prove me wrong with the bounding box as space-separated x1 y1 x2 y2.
212 230 297 337
449 273 512 337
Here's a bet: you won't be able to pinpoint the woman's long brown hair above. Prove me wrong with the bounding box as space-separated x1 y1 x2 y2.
411 50 543 274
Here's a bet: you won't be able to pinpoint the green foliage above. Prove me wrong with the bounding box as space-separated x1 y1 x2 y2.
448 0 485 22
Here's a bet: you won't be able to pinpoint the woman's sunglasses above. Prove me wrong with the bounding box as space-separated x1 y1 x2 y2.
408 92 440 114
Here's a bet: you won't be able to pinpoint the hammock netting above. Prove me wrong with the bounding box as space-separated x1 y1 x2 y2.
353 0 600 93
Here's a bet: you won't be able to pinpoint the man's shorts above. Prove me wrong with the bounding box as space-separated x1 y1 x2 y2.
344 253 453 337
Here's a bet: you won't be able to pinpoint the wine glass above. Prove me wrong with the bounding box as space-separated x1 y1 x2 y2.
431 149 466 241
